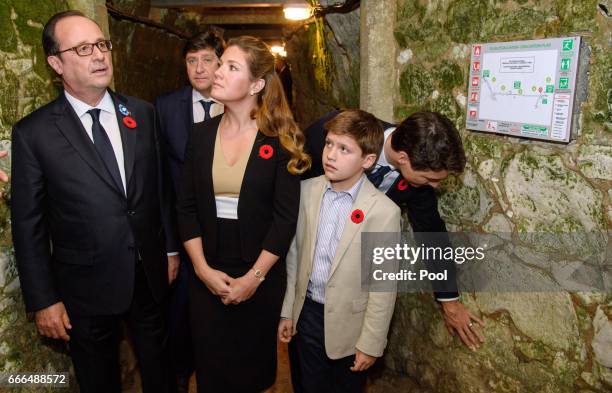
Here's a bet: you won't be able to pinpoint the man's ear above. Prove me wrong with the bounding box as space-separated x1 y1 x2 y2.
362 153 378 170
396 150 409 165
47 55 63 75
250 78 265 95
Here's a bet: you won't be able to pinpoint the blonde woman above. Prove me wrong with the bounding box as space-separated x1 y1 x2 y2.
177 36 310 392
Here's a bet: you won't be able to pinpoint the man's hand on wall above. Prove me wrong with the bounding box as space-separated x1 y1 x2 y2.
441 300 485 350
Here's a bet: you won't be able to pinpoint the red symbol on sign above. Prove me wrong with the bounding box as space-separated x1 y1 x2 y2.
473 45 481 57
470 92 479 102
473 61 480 72
538 87 543 93
469 110 477 118
471 76 480 87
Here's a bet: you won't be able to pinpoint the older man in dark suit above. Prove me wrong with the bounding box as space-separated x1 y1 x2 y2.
11 10 178 393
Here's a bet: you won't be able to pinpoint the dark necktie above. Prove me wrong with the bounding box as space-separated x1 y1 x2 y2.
200 100 213 121
87 109 124 194
367 165 392 188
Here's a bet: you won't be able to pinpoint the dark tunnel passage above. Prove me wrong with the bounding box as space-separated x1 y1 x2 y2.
107 0 361 129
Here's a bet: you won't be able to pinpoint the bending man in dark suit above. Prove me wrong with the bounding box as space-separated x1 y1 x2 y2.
303 110 486 347
11 10 178 393
154 30 225 391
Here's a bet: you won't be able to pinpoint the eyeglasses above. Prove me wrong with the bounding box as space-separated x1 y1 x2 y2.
55 40 113 57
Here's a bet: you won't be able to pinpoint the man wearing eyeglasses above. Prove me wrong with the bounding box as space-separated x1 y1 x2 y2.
10 10 178 393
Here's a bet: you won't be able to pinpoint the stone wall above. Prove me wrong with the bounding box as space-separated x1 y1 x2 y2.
109 17 188 102
0 1 77 389
371 1 611 392
108 0 190 102
286 1 361 127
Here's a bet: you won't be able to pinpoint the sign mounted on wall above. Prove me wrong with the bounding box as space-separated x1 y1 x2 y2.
466 37 581 143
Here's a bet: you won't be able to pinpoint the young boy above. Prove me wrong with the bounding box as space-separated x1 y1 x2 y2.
278 109 401 392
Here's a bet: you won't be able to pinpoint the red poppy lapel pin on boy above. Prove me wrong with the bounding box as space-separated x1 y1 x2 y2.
397 179 409 191
118 103 137 129
351 209 364 224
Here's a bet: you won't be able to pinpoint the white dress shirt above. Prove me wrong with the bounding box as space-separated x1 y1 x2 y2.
64 90 126 193
376 127 400 194
192 89 224 122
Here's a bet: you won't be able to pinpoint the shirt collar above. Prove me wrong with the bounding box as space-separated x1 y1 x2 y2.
65 90 114 118
373 126 396 170
192 88 218 104
325 174 365 201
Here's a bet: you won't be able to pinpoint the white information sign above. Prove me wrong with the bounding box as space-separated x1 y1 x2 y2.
466 37 581 143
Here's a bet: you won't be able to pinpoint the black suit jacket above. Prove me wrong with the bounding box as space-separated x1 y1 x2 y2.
302 110 459 299
11 90 178 316
177 115 299 262
154 86 196 195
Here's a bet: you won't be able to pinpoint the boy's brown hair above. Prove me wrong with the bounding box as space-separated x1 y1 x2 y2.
323 109 384 158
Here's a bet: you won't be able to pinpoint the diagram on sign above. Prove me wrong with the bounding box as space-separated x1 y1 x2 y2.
478 50 558 126
467 37 580 143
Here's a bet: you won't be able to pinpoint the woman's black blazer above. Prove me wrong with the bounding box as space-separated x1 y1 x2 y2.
177 115 300 262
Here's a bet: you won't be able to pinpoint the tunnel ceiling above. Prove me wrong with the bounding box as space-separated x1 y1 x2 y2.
151 0 305 43
151 0 289 5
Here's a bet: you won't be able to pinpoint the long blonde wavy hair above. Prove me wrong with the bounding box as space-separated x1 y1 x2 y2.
227 36 311 175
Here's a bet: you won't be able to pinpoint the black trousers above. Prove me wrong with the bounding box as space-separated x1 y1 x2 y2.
289 339 303 393
67 262 170 393
295 298 366 393
167 251 194 378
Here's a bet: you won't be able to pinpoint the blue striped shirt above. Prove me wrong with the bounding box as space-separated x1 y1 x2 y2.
307 176 365 304
376 127 400 193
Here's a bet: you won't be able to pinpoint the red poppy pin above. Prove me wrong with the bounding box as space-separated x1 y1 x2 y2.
397 179 409 191
259 144 274 159
123 116 137 129
351 209 364 224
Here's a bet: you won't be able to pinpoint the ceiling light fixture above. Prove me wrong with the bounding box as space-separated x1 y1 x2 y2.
283 3 312 21
271 45 287 57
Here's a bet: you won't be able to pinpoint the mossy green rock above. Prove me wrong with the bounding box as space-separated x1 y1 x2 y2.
399 64 433 107
1 0 74 378
577 145 612 180
503 152 605 232
445 0 497 43
386 0 611 392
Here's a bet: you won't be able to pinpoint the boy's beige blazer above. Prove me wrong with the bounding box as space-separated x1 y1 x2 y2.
281 175 401 359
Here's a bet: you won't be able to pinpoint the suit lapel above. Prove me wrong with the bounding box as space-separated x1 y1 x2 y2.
237 130 273 202
328 179 378 279
110 91 135 194
181 86 193 160
54 95 123 195
385 174 413 205
200 116 220 204
184 86 194 130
